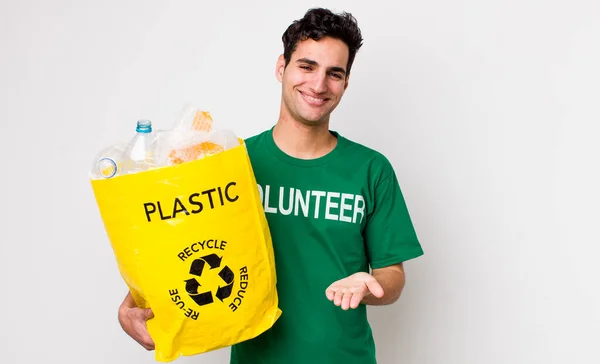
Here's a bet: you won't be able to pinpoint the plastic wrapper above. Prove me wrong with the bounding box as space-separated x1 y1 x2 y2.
154 106 238 166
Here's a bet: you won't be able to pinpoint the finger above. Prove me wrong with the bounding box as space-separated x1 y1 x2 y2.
333 290 345 306
325 286 337 301
145 308 154 320
341 291 353 310
142 343 155 351
349 290 365 309
133 325 155 350
141 340 155 351
141 338 155 351
139 323 155 350
365 278 384 298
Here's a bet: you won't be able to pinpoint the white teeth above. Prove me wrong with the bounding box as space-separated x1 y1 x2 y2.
304 94 325 103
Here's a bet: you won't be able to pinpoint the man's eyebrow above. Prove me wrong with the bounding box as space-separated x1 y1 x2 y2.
328 66 347 76
296 58 318 66
296 58 347 76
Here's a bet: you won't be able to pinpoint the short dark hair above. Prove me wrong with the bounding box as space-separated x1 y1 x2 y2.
282 8 363 76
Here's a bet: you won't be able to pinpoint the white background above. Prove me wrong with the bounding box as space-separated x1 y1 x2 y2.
1 0 599 363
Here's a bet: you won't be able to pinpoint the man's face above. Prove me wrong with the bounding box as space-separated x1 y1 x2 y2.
276 36 350 126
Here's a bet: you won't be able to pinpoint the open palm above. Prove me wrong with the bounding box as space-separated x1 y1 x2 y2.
325 272 384 310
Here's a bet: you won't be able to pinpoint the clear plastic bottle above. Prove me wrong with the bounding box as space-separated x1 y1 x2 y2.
121 119 156 174
90 144 126 179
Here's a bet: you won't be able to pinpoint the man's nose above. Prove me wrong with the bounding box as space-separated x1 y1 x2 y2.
310 72 328 94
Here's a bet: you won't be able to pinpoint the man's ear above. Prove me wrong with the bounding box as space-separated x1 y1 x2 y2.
344 73 350 90
275 54 285 83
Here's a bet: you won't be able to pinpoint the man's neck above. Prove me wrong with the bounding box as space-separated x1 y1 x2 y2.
272 117 337 160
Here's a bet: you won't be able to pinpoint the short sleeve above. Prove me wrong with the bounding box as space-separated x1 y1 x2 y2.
364 168 424 269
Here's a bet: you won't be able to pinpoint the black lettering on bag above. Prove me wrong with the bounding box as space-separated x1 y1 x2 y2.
217 186 225 206
189 193 203 213
144 203 156 222
157 202 171 220
172 197 190 218
145 181 239 223
202 189 216 209
225 182 239 202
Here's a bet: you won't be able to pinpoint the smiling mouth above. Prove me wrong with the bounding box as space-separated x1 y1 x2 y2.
299 91 328 106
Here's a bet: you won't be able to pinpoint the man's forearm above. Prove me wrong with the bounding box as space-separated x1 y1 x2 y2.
361 263 405 305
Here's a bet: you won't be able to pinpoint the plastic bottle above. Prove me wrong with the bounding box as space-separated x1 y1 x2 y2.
121 120 156 174
90 144 126 179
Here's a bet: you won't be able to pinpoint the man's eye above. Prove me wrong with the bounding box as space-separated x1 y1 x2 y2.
300 65 312 70
330 73 343 79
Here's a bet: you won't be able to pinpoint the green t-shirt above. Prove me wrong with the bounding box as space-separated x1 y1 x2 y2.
230 128 423 364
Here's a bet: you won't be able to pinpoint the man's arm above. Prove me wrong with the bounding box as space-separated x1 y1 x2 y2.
325 263 406 310
361 263 405 305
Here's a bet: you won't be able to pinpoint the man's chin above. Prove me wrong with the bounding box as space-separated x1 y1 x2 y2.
298 117 328 126
296 110 329 125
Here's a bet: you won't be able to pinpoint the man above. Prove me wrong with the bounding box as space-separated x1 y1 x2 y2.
118 7 424 364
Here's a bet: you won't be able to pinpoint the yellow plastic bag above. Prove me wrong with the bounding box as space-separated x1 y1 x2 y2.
91 139 281 361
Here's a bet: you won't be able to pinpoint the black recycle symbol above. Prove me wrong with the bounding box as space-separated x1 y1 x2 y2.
184 253 234 307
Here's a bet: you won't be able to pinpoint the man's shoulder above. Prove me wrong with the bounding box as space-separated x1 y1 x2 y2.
243 131 265 145
242 129 272 159
243 129 270 149
338 133 395 175
341 135 386 158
